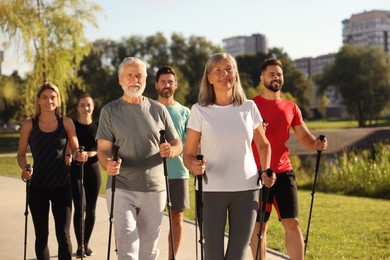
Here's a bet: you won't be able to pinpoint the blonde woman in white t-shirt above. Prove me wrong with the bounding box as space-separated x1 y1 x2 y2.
183 53 276 260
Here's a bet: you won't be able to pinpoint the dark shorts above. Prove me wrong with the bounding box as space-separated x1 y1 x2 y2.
256 170 299 222
168 179 189 211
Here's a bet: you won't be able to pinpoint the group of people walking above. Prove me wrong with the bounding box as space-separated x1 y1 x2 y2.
17 53 327 260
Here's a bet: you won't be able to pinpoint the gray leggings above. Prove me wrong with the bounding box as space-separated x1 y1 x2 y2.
106 188 166 260
203 189 259 260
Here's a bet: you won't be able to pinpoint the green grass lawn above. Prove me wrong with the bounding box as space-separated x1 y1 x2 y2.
306 118 390 130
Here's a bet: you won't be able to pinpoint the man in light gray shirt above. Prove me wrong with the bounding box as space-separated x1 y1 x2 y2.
96 57 182 259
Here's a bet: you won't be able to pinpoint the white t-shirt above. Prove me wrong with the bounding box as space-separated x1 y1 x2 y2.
187 100 263 192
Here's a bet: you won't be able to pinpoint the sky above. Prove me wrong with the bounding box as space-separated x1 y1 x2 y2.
2 0 390 76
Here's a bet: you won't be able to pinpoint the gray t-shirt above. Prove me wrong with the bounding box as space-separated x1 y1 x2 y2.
96 97 179 192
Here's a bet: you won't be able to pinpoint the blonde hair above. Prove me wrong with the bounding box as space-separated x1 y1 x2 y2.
34 82 61 118
198 53 246 106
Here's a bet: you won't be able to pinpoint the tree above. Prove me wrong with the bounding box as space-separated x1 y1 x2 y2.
236 48 314 118
0 0 102 117
236 52 267 89
172 35 223 105
317 45 390 127
317 94 329 119
67 40 119 120
0 72 25 123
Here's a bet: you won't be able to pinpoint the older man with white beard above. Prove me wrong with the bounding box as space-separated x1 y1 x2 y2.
96 57 183 260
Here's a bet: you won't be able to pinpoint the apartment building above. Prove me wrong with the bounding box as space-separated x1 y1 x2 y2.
222 33 268 57
294 54 344 117
342 10 390 55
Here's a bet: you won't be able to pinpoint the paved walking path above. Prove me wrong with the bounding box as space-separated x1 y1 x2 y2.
0 174 288 259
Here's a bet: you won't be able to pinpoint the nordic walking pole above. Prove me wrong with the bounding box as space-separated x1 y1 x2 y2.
195 154 205 260
194 177 199 260
304 135 325 255
78 146 85 260
23 164 31 260
255 168 273 260
107 145 120 260
159 130 176 260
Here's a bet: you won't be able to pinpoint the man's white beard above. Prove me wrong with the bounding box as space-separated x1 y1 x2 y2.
123 84 146 97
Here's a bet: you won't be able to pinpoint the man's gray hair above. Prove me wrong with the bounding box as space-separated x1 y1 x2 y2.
118 57 147 77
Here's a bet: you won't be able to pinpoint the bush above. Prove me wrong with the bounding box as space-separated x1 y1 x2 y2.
318 140 390 199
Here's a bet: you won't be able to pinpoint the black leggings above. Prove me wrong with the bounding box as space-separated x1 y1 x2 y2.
70 159 101 247
29 184 73 260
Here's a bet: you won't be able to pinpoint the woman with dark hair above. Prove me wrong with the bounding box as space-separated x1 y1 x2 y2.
69 94 101 258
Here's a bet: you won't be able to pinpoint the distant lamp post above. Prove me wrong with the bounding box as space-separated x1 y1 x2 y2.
0 50 3 75
384 31 389 63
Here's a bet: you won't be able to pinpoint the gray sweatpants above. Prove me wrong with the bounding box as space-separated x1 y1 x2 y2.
106 188 166 260
203 189 259 260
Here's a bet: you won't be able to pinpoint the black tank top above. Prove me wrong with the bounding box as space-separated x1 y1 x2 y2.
28 117 69 188
74 120 98 164
74 120 98 151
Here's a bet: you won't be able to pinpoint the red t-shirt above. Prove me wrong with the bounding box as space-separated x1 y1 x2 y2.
252 95 304 173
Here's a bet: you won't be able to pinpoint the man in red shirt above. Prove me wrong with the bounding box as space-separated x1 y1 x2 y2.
250 58 328 260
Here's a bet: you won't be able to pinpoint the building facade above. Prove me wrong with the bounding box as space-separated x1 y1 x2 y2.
294 54 344 118
342 10 390 55
222 33 268 57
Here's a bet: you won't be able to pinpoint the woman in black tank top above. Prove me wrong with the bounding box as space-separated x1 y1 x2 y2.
69 94 101 258
17 82 88 260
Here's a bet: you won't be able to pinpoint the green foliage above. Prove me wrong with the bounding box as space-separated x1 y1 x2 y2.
316 94 330 118
319 140 390 199
274 49 314 119
0 74 25 123
317 45 390 127
236 52 267 88
0 0 103 118
173 34 224 105
71 33 223 111
236 48 314 118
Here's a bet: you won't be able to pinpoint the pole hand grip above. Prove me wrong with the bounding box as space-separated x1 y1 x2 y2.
159 130 169 156
160 130 171 159
112 145 120 162
159 130 166 143
317 135 326 153
77 146 85 164
258 168 273 186
264 168 273 178
22 164 32 182
196 155 208 184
